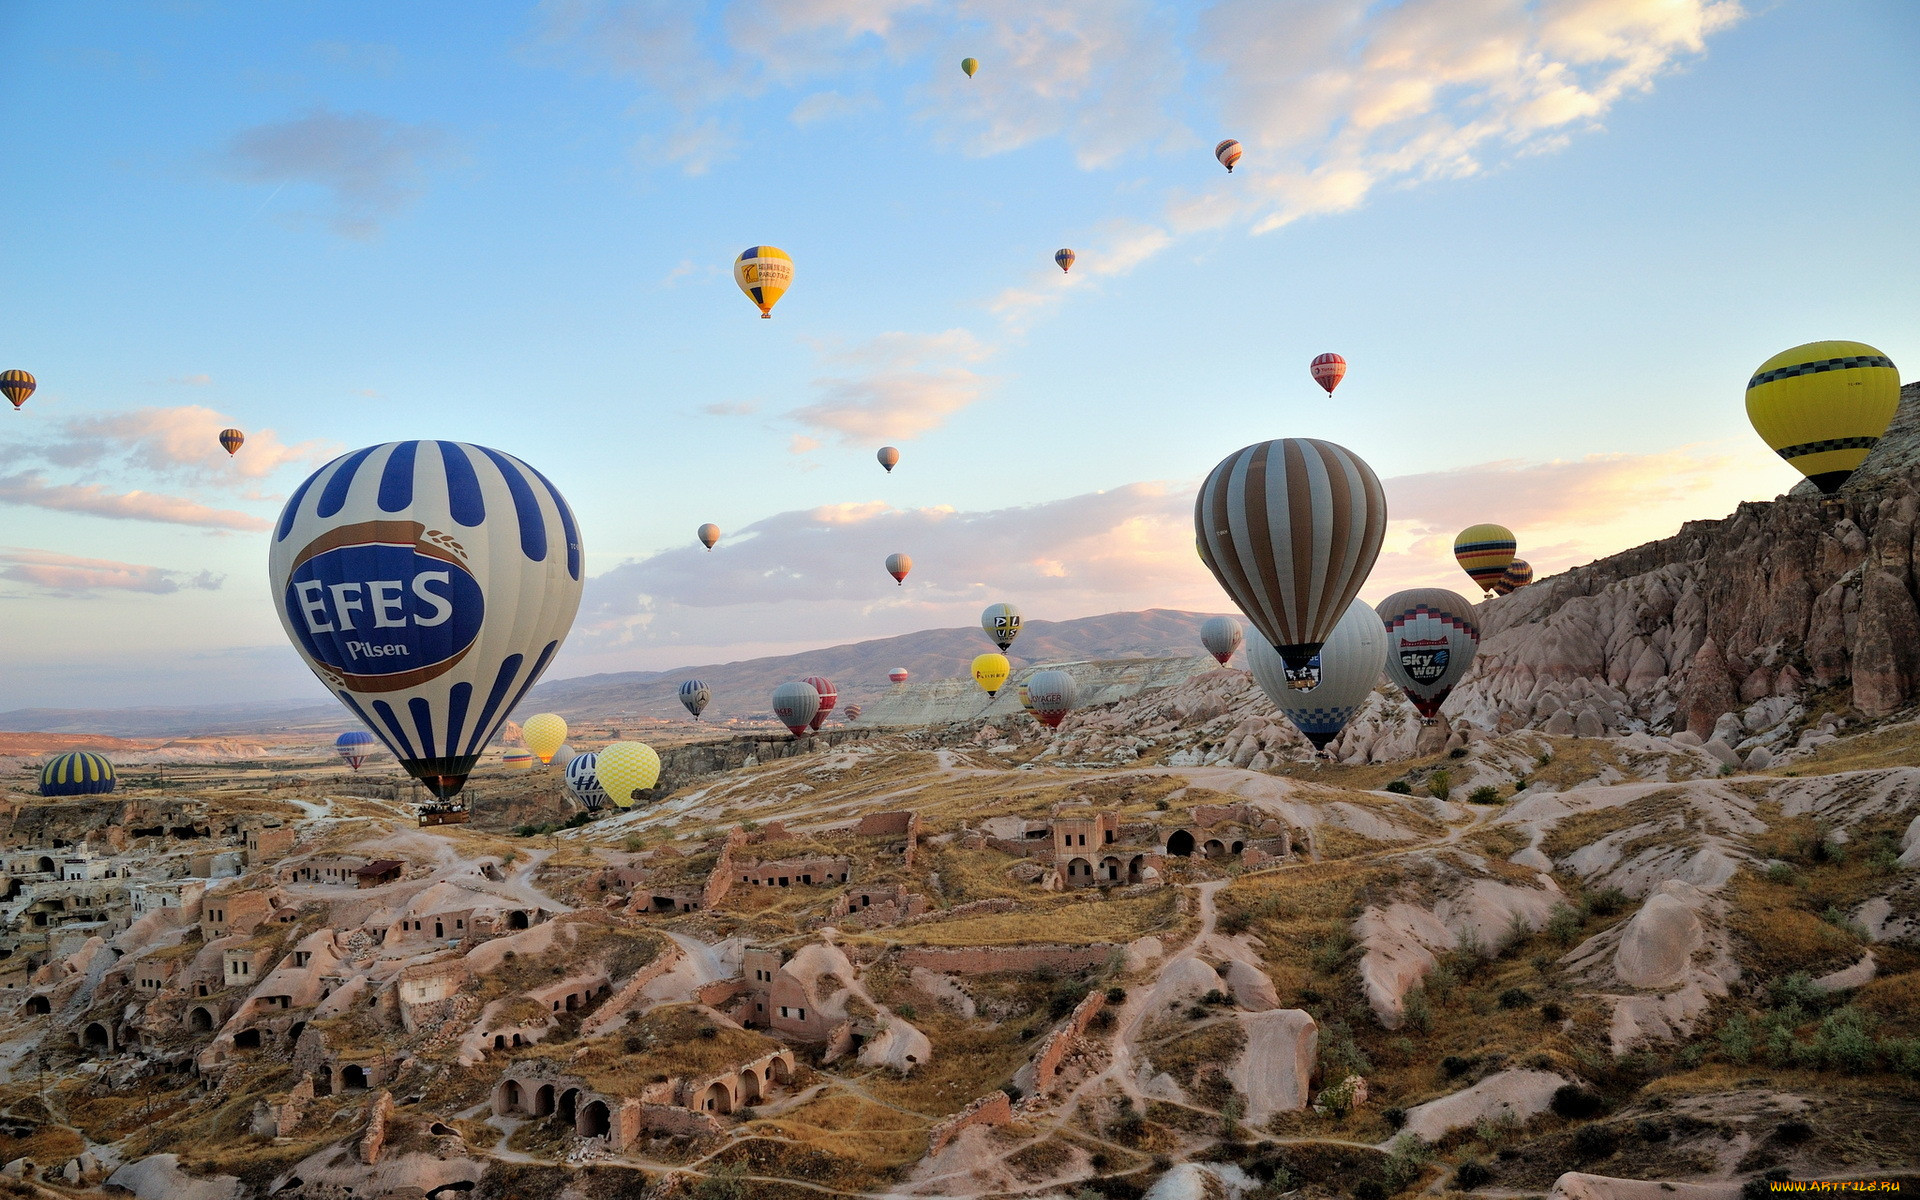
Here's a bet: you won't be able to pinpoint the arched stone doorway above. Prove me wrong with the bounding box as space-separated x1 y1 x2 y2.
557 1088 579 1126
579 1100 610 1138
766 1056 791 1088
532 1084 554 1117
233 1028 261 1050
1167 830 1195 857
82 1022 110 1051
1127 855 1144 882
1066 857 1091 882
340 1064 368 1090
1100 856 1122 881
24 996 49 1015
507 911 530 931
1203 838 1227 858
738 1068 762 1105
501 1080 522 1113
702 1081 733 1114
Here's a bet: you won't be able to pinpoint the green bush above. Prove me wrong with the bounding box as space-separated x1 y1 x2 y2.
1770 972 1822 1012
1550 1085 1604 1120
1765 860 1798 886
1498 987 1533 1010
1105 986 1128 1004
1441 1054 1473 1077
1719 1012 1755 1064
1427 770 1452 801
1454 1159 1493 1190
1403 988 1433 1033
1385 780 1413 795
1468 785 1503 805
1584 887 1628 918
1813 1007 1877 1072
1546 902 1582 946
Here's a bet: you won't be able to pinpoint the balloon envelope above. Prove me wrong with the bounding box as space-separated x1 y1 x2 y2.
1200 616 1243 665
335 729 377 769
1215 139 1242 171
1026 669 1079 728
40 752 114 797
1055 249 1075 273
1746 340 1900 494
971 653 1010 697
1310 353 1346 395
1453 524 1516 593
1493 559 1533 596
961 56 978 76
804 676 837 731
888 667 909 685
219 428 245 456
565 750 607 809
679 679 710 719
981 602 1022 651
697 523 720 550
733 245 793 318
597 741 661 808
502 751 535 770
885 552 911 584
1377 588 1480 722
1 370 35 409
522 713 567 763
877 446 900 473
1249 597 1385 751
268 440 584 800
1195 438 1386 687
772 681 820 735
552 743 577 771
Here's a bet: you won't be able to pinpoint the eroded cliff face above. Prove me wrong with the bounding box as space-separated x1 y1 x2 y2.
1455 381 1920 741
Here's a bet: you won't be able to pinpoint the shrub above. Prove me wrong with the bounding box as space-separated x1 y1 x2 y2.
1107 1108 1146 1145
1454 1159 1493 1190
1770 972 1822 1012
1572 1124 1618 1159
1550 1085 1604 1120
1403 988 1433 1033
1498 987 1533 1010
1385 780 1413 795
1155 798 1171 811
1379 1135 1432 1193
1441 1054 1473 1078
1049 979 1091 1018
1772 1120 1813 1145
1541 1002 1566 1024
1584 888 1628 918
1428 770 1452 801
1536 751 1554 767
895 1003 917 1019
1765 860 1797 886
1813 1006 1877 1073
1546 903 1582 946
1468 785 1503 805
1382 1106 1407 1130
1218 908 1252 935
1106 986 1128 1004
1638 1118 1671 1143
1203 989 1234 1006
1449 747 1469 759
1719 1012 1754 1063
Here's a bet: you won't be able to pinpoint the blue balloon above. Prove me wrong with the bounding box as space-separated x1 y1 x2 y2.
41 752 115 796
679 679 710 719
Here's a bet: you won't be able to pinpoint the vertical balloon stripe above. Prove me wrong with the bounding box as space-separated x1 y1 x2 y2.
463 654 525 756
524 463 582 581
443 680 473 760
371 699 420 760
337 692 399 760
1283 439 1320 639
499 641 560 726
408 696 438 759
472 447 547 562
317 445 382 519
277 460 331 541
437 441 486 527
377 440 418 513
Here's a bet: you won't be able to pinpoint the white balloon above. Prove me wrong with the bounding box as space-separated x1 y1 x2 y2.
1376 588 1480 723
268 441 584 799
1248 597 1384 751
565 751 608 809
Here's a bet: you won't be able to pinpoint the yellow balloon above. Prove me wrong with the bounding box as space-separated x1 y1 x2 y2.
1745 340 1900 494
521 713 568 763
597 741 661 809
961 57 978 78
733 245 793 318
971 652 1010 698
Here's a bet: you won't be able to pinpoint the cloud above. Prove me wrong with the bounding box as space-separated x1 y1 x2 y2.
218 107 453 237
788 434 823 455
0 548 223 597
790 89 879 125
702 401 758 417
170 373 213 386
788 329 994 443
21 405 337 485
0 472 271 531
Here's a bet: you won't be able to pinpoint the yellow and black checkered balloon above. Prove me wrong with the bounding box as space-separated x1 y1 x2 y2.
1745 340 1900 494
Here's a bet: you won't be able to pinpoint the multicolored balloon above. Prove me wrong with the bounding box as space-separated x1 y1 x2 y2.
597 741 661 808
1493 559 1533 596
336 729 377 769
1249 597 1384 752
804 676 837 731
1199 616 1243 666
1 370 36 410
961 57 978 77
1025 669 1079 729
981 602 1021 651
888 667 909 685
679 679 710 719
733 245 792 319
1195 438 1386 690
772 681 821 736
565 750 608 809
1453 524 1516 594
698 523 720 551
522 713 567 763
1745 340 1900 494
1017 681 1032 712
268 441 584 801
844 703 862 722
1055 249 1075 273
1377 588 1480 724
39 752 114 797
1310 353 1346 396
885 552 912 585
219 428 245 456
877 446 901 473
1215 139 1242 172
502 751 535 770
971 652 1010 698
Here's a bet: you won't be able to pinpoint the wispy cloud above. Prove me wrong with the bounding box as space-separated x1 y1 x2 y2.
0 472 270 531
217 107 453 237
789 329 993 443
20 405 337 485
0 548 223 597
701 400 758 417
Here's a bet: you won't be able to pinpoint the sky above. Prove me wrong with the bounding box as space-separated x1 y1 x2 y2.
1 0 1916 709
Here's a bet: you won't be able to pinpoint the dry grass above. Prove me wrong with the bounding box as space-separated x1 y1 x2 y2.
1540 789 1691 860
1770 720 1920 775
1144 1019 1245 1090
1725 870 1863 979
856 1009 1035 1116
1465 825 1530 860
742 1087 928 1170
872 890 1179 947
534 1003 782 1095
918 843 1032 904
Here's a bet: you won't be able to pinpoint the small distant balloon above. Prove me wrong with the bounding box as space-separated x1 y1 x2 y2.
219 428 245 456
1453 524 1517 594
885 552 912 585
961 57 978 77
1215 139 1242 173
981 602 1021 651
1055 249 1075 273
804 675 837 732
971 652 1010 698
877 446 901 473
733 245 793 319
1310 353 1346 396
679 679 710 719
502 751 535 770
772 681 821 736
1 370 36 410
1494 559 1534 596
698 523 721 551
521 713 568 763
335 730 376 770
1025 669 1079 729
888 667 910 685
844 703 862 722
565 751 608 809
1199 616 1243 666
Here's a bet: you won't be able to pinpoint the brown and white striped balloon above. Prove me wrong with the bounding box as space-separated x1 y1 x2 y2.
1194 438 1386 687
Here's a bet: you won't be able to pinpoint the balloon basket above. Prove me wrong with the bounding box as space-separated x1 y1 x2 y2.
419 808 470 827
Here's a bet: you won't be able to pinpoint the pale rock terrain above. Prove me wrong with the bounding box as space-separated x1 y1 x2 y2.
1400 1068 1569 1143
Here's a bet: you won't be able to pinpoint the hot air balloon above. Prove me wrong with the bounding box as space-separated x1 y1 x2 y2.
844 703 862 722
1249 598 1384 752
552 743 577 771
39 752 114 797
1493 559 1533 596
267 441 584 814
679 679 710 719
888 667 909 685
336 729 377 769
981 602 1021 651
565 750 608 809
1310 353 1346 396
1017 681 1032 712
522 713 567 763
502 751 535 770
698 523 721 551
885 552 912 585
1377 588 1480 724
877 446 901 473
733 245 793 319
1 370 36 410
1195 438 1386 690
1026 669 1079 729
1453 524 1516 594
219 428 245 456
1215 139 1242 172
1746 340 1900 494
773 681 821 736
1055 249 1075 273
971 653 1010 697
1199 616 1243 666
805 676 837 731
961 57 978 77
597 741 661 808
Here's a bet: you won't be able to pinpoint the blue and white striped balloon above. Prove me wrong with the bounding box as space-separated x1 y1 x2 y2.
268 441 584 799
1249 597 1385 752
679 679 710 719
565 750 608 809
